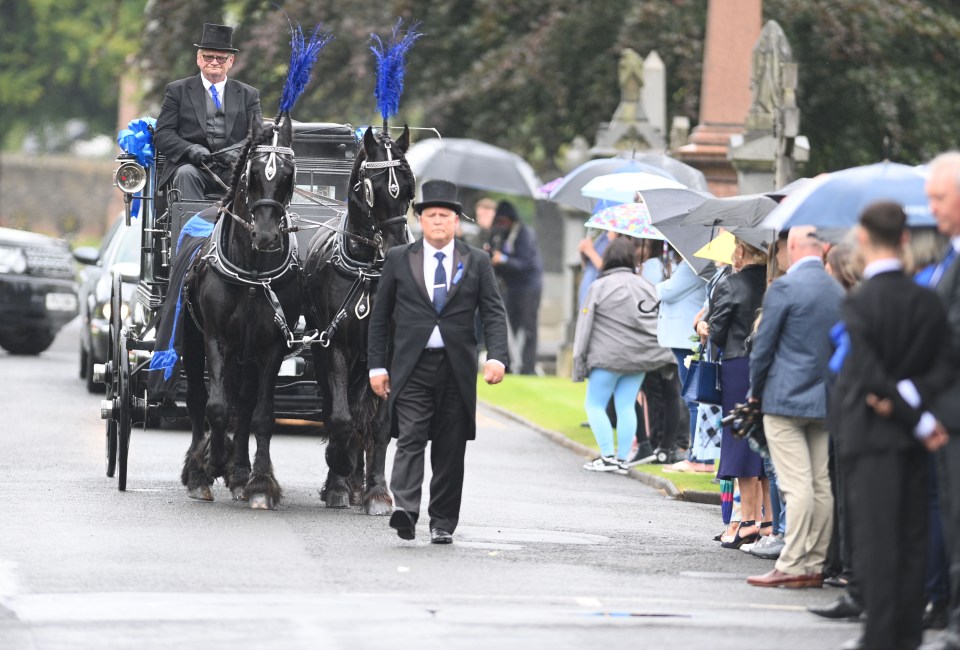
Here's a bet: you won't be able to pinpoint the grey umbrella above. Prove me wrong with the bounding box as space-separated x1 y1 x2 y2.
682 194 779 229
547 156 708 212
405 137 542 197
639 188 715 277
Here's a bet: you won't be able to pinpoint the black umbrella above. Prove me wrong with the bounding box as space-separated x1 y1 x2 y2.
682 194 779 229
638 188 715 277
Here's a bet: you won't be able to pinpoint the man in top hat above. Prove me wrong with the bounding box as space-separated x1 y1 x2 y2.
154 23 263 201
368 179 509 544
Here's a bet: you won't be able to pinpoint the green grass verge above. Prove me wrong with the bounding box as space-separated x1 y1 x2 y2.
477 374 719 493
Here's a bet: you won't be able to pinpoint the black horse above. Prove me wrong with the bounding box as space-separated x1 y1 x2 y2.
302 126 413 515
180 115 301 509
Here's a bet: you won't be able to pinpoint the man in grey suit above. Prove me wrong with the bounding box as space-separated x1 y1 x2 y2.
923 152 960 650
154 23 262 200
745 226 845 589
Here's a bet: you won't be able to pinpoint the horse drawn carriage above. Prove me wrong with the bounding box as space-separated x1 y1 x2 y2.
96 119 361 491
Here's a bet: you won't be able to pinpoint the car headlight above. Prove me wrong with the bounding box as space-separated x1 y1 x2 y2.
101 301 131 322
0 245 28 274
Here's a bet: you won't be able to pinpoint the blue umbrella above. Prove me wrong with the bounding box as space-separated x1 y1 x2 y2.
763 162 935 230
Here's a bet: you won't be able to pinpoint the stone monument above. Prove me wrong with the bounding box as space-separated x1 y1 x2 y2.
728 20 809 194
673 0 762 196
589 49 666 157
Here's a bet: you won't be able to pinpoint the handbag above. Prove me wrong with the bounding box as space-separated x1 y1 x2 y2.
681 345 723 405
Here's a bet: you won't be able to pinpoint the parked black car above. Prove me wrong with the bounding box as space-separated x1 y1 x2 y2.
0 227 79 355
74 217 140 392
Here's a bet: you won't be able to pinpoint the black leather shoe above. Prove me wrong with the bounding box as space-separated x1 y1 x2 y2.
430 528 453 544
389 510 416 540
925 601 949 630
808 594 864 621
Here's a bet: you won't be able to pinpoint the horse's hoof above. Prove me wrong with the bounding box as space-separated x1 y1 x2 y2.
189 486 214 501
363 499 392 516
231 486 248 501
323 490 350 509
248 493 275 510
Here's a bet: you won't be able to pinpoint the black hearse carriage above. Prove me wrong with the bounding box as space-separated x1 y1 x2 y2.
96 120 358 490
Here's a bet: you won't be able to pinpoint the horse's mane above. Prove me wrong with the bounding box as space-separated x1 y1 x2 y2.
222 123 279 201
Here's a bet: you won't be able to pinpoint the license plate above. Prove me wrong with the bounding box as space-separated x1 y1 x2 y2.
45 293 77 311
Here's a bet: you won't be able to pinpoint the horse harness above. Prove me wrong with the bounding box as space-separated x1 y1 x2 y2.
191 136 318 352
312 140 412 348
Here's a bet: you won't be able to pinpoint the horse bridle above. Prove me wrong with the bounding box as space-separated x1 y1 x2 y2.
219 130 296 246
352 138 413 247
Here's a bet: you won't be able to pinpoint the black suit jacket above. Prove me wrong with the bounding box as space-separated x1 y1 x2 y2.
933 249 960 431
367 239 509 440
834 270 955 458
154 74 262 189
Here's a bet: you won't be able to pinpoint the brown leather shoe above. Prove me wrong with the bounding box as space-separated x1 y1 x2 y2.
747 569 823 588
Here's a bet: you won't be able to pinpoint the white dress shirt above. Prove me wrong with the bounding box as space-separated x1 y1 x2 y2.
202 78 227 110
423 239 455 349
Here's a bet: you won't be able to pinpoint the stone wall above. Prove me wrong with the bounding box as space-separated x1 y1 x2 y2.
0 154 120 239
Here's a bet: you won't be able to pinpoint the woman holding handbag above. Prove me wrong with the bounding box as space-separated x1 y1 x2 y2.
699 238 769 548
573 237 677 471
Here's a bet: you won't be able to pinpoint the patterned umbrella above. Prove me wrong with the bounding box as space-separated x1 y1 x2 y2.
583 201 664 240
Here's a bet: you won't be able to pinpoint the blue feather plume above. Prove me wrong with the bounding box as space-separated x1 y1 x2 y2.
279 23 334 115
370 19 422 123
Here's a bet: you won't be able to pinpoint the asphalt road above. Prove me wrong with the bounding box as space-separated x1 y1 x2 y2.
1 319 866 649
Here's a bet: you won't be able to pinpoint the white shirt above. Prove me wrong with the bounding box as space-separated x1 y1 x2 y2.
369 239 505 378
202 77 227 110
422 239 455 349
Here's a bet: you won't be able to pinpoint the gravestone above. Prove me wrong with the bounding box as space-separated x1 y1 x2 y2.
728 20 809 194
589 49 666 156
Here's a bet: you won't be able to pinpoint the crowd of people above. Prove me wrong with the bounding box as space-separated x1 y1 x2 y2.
568 154 960 650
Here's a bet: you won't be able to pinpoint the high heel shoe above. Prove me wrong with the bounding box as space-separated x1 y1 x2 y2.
759 521 773 535
721 520 760 549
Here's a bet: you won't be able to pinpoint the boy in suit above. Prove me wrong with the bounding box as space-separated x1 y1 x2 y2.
836 201 953 650
368 180 509 544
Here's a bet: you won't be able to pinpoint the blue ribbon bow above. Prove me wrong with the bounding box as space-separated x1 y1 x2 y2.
452 262 464 285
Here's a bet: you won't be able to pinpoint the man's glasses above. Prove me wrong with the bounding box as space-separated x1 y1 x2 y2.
201 54 231 64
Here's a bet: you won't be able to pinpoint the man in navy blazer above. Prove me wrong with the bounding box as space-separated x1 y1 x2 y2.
368 180 509 544
154 23 262 200
746 226 844 589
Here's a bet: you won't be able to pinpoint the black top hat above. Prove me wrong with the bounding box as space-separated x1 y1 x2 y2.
414 180 463 214
195 23 239 53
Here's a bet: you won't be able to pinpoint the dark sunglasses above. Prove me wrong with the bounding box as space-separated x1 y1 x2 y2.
201 54 231 64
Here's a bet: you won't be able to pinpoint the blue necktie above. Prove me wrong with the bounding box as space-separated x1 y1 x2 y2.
433 251 447 313
930 246 958 287
210 85 222 111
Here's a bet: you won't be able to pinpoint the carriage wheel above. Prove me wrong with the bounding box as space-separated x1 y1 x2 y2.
117 331 133 491
104 274 123 478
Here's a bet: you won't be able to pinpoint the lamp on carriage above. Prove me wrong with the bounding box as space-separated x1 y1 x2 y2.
115 160 146 223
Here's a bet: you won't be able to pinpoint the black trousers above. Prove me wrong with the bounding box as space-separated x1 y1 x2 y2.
936 435 960 634
390 348 468 533
169 163 226 202
847 448 928 649
503 286 540 375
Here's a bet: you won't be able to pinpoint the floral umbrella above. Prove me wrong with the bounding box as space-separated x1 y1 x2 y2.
583 201 664 240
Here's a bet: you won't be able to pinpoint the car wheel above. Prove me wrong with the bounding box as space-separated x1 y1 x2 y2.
0 329 56 355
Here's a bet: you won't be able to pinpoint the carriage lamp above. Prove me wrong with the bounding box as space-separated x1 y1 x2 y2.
115 162 146 194
0 245 28 274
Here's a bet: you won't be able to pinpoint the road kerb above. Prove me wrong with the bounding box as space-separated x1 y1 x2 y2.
479 401 699 501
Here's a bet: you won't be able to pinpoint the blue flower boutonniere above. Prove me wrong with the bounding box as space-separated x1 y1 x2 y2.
452 262 464 285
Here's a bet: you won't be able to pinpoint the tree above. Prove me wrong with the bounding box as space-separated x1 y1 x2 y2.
0 0 148 148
